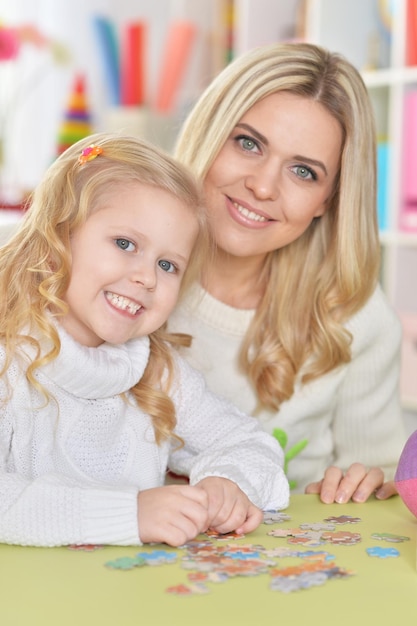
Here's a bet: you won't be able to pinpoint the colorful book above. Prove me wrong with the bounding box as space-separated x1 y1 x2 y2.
400 90 417 231
377 141 389 232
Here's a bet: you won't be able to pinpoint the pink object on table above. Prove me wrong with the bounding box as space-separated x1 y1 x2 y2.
395 429 417 517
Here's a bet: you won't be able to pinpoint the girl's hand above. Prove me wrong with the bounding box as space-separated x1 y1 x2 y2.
137 485 209 546
304 463 398 503
196 476 263 535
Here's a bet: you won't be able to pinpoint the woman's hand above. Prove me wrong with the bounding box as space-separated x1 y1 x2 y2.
196 477 263 535
304 463 398 503
137 484 209 546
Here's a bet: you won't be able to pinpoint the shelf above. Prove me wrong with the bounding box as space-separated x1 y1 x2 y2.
380 231 417 247
363 66 417 88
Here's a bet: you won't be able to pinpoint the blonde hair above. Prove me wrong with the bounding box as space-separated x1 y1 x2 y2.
0 133 208 442
175 42 380 411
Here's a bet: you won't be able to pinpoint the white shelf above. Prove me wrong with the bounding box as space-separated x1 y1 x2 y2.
363 66 417 88
380 232 417 247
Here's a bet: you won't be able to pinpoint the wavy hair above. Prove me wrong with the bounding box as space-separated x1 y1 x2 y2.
0 133 208 442
174 42 380 411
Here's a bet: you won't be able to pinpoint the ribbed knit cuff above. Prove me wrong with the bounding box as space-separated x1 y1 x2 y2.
81 487 141 546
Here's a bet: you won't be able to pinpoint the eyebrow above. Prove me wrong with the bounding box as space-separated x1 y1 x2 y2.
235 122 329 176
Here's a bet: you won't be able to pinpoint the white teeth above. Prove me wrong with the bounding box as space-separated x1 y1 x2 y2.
105 292 142 314
233 202 267 222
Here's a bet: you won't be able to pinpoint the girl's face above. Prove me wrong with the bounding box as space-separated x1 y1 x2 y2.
61 182 198 347
204 92 343 262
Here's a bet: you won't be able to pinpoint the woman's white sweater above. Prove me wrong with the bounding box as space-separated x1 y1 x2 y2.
168 283 406 492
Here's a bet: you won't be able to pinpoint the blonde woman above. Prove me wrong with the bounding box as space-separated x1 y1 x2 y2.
0 133 289 547
169 42 406 503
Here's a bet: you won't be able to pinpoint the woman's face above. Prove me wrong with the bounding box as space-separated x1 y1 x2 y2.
204 91 343 261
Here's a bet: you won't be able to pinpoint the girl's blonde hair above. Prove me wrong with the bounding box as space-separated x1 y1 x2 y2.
0 133 208 442
175 42 380 411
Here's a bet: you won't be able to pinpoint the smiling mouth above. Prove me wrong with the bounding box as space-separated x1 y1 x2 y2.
105 291 142 315
232 201 269 222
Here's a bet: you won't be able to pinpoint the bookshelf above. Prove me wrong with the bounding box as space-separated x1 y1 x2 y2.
232 0 417 414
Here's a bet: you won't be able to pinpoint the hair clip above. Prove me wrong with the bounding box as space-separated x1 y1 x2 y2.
78 144 103 165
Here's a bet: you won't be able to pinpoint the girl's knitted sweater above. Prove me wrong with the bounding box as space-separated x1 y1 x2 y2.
0 326 289 546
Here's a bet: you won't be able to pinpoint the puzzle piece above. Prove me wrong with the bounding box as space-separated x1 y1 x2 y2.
105 555 145 570
321 531 361 545
263 510 292 524
371 532 410 543
299 522 335 532
324 515 361 524
166 583 209 595
205 529 245 540
366 546 400 558
135 550 177 565
68 543 104 551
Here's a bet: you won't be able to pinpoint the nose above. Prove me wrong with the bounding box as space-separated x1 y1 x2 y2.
245 161 280 201
131 261 156 290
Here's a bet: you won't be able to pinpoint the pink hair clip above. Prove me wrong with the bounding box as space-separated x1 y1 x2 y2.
78 144 103 165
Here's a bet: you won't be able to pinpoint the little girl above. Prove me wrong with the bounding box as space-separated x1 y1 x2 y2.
0 133 289 547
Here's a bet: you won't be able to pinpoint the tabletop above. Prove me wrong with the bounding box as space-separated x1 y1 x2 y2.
1 494 416 626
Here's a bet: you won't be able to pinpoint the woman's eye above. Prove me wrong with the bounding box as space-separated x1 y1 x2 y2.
236 135 260 153
158 259 176 273
293 165 317 181
115 238 135 252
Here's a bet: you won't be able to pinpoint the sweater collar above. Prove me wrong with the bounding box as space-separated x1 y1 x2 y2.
178 282 255 336
39 325 150 399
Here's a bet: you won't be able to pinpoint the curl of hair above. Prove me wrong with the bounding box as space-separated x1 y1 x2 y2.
174 42 380 411
0 133 209 441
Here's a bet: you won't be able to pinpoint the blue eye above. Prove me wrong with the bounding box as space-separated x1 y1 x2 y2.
293 165 317 181
158 259 176 273
115 238 135 251
235 135 260 153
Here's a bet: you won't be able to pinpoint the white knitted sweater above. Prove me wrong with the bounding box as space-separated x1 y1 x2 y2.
0 326 289 547
168 283 407 492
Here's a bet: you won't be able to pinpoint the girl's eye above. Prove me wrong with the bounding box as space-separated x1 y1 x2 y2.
158 259 176 273
235 135 260 153
115 238 135 252
293 165 317 181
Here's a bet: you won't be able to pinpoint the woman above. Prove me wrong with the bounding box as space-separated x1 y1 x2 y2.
168 41 406 503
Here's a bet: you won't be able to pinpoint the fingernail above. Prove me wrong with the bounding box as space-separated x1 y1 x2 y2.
353 491 365 503
321 492 333 504
335 491 347 504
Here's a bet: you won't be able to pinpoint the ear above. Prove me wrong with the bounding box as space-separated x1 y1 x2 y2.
313 202 328 218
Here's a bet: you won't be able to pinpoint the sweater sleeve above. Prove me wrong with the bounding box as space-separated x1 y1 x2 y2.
0 371 141 547
332 285 406 479
0 468 141 547
168 357 290 511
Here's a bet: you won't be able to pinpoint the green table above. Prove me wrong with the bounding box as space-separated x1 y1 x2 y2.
1 494 416 625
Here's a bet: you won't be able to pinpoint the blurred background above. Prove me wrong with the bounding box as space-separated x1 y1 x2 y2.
1 0 417 433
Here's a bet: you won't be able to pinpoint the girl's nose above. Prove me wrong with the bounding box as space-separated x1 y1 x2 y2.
245 162 280 201
132 263 156 290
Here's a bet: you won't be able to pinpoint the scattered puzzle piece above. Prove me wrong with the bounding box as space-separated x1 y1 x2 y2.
136 550 177 565
324 515 361 524
105 555 145 570
371 532 410 543
205 529 245 540
263 510 292 525
321 531 361 545
68 544 104 551
366 546 400 558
